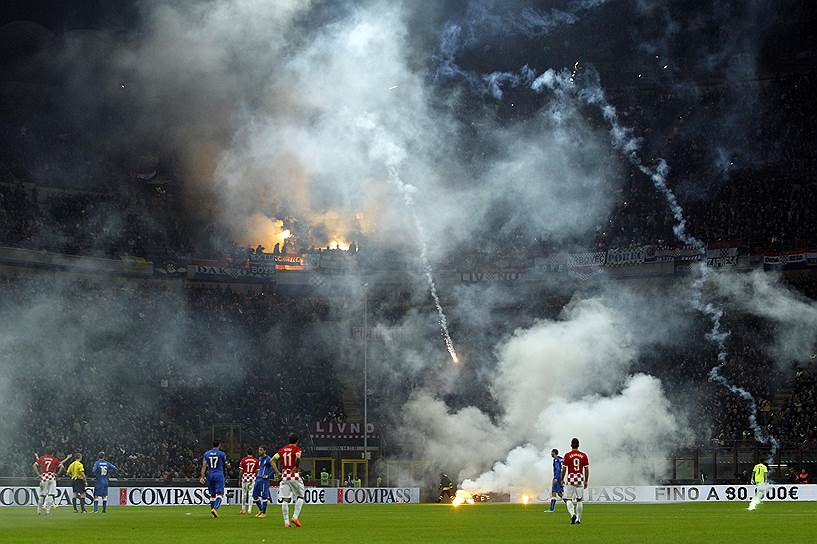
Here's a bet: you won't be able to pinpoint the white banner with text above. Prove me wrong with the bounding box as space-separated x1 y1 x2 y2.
0 486 420 506
512 484 817 504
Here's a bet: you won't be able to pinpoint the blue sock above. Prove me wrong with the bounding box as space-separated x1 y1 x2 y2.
550 498 556 511
102 500 107 513
214 497 222 510
94 500 98 513
73 498 78 511
261 500 267 513
255 499 263 511
209 500 214 509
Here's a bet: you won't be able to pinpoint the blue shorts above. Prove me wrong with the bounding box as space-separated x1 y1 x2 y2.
207 474 225 496
552 482 564 494
94 483 109 497
252 478 270 499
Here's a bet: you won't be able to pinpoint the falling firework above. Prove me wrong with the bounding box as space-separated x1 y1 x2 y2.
387 166 459 364
531 67 779 460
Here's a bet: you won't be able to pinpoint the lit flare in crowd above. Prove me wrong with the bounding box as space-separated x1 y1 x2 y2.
328 239 351 251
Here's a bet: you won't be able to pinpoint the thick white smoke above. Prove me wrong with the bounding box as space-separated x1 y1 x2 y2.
464 374 678 493
401 297 684 491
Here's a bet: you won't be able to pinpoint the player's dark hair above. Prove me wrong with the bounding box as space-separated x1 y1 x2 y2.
259 446 266 452
98 452 105 459
571 438 580 448
288 433 298 444
246 448 254 455
45 446 54 455
552 449 558 455
213 440 220 448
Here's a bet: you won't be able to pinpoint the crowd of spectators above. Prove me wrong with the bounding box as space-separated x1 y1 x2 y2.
0 273 344 479
636 316 777 445
596 71 817 252
0 180 189 260
2 70 817 264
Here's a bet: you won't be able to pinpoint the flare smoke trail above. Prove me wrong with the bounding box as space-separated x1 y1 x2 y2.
530 67 779 460
359 90 458 364
387 165 459 363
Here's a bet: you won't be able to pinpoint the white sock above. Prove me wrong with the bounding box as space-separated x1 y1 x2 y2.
564 499 575 517
576 501 584 521
293 497 304 519
281 502 290 524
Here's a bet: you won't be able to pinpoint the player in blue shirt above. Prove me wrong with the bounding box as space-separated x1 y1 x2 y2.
547 449 564 512
252 446 273 518
199 440 228 518
92 452 118 513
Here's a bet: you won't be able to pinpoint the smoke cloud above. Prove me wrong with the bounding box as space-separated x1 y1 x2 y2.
400 296 685 490
714 271 817 367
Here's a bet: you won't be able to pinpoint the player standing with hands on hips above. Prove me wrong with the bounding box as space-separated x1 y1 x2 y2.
561 438 590 525
272 433 305 528
33 448 66 515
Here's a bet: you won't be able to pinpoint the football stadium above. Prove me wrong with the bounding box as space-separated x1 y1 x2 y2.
0 1 816 542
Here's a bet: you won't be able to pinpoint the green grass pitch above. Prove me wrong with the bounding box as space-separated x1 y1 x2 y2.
2 502 815 544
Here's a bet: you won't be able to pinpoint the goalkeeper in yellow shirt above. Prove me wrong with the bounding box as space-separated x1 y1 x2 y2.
748 462 768 510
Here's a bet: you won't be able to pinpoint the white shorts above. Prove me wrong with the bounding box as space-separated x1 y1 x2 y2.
278 479 305 501
39 480 57 497
564 484 585 500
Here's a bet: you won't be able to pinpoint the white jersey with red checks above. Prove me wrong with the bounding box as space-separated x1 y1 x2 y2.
277 444 302 481
239 456 258 483
36 455 61 481
563 449 589 486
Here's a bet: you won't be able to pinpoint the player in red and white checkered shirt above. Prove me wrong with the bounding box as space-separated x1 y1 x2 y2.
560 437 589 525
32 448 66 515
238 449 258 515
272 433 304 528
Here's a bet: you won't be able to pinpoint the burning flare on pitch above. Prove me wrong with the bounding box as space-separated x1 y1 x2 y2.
451 490 475 507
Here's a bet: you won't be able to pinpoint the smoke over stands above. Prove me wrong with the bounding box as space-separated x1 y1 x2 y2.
0 0 815 499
